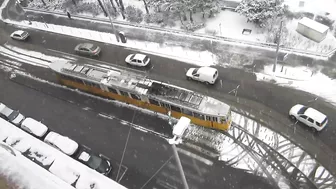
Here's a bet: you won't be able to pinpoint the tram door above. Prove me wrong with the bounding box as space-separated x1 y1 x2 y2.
206 116 214 128
160 102 171 113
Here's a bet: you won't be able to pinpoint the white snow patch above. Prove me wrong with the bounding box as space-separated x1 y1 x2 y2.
0 45 50 68
4 44 69 63
256 64 336 106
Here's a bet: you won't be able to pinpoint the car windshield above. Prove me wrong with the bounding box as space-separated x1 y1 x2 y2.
87 155 102 169
89 45 97 51
192 68 199 75
298 106 308 114
96 159 110 174
321 118 328 125
7 111 19 121
22 32 28 36
143 56 149 63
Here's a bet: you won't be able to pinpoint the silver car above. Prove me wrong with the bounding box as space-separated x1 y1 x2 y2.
10 30 29 41
0 103 25 126
74 43 101 57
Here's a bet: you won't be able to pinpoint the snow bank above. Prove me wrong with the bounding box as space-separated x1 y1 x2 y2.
256 64 336 106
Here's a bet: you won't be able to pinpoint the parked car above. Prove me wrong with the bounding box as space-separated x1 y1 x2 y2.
10 30 29 41
75 145 112 175
74 43 101 57
20 118 48 138
186 66 218 84
289 104 328 131
0 103 25 126
125 53 150 67
44 132 79 156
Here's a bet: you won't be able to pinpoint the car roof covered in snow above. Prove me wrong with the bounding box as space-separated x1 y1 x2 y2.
13 30 25 35
304 108 327 123
21 118 48 137
134 53 147 60
44 132 78 155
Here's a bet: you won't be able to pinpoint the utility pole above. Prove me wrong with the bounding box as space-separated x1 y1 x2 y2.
102 0 119 42
168 115 190 189
273 20 283 72
172 144 189 189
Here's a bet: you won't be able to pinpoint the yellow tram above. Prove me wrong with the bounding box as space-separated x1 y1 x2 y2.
49 60 232 131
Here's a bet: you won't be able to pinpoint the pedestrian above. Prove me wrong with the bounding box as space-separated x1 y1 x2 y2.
67 11 71 20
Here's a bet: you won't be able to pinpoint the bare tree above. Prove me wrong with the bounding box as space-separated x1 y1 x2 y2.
118 0 125 19
41 0 46 6
142 0 149 14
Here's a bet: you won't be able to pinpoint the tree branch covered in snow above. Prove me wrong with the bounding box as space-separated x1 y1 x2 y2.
235 0 287 27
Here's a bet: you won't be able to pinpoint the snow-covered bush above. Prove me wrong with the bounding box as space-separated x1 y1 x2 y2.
75 2 101 16
236 0 287 27
125 6 143 23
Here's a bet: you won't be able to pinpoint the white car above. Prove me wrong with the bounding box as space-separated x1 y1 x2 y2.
0 103 25 126
186 66 218 84
44 132 79 156
289 104 328 131
10 30 29 41
125 53 150 67
20 118 48 138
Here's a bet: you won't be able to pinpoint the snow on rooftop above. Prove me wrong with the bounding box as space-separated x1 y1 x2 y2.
0 142 74 189
299 17 329 33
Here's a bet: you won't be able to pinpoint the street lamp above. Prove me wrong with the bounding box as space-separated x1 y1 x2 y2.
168 114 190 189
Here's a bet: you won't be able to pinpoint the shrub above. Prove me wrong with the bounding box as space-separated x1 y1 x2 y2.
125 6 143 23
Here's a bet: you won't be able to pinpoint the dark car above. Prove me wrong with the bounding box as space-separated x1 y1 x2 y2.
75 145 112 175
74 43 101 57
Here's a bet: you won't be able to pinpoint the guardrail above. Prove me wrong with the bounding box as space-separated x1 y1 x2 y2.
23 7 335 60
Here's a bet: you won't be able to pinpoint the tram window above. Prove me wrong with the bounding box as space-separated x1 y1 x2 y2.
130 93 141 100
91 82 100 88
182 108 193 116
206 116 211 121
170 105 181 112
108 87 117 94
119 90 129 97
148 98 160 106
193 112 204 120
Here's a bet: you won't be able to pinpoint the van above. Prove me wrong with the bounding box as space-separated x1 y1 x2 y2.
186 67 218 84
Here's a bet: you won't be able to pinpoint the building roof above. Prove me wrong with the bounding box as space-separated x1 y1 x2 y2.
299 17 329 33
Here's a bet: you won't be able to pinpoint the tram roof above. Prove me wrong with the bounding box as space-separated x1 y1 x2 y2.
49 61 230 116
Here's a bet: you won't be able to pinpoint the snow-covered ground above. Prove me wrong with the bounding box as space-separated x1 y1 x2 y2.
26 0 336 53
256 64 336 106
0 143 74 189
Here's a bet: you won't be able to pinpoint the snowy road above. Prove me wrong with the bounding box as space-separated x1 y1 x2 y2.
0 43 335 188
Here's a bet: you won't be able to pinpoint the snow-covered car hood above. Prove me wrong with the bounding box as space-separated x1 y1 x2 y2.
289 104 304 116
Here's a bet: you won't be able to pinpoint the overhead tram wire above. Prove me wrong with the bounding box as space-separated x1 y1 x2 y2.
116 109 136 182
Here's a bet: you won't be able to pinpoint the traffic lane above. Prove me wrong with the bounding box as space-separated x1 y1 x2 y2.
2 24 336 151
0 71 278 189
0 72 175 188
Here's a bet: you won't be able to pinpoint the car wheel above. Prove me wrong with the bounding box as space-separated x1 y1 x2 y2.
313 128 318 132
186 76 191 80
290 115 296 121
205 82 210 85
